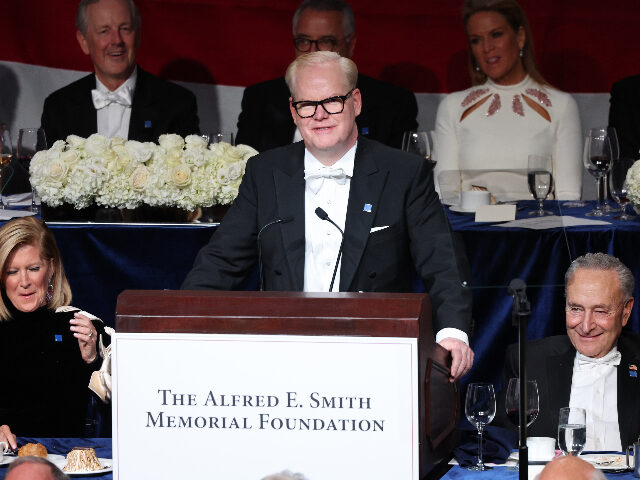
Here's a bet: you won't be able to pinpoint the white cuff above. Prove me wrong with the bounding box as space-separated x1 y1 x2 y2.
436 327 469 346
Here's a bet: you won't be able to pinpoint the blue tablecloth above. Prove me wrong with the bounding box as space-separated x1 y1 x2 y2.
0 437 112 479
443 462 635 479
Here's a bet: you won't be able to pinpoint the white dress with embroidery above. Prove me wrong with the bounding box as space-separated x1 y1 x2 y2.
434 76 583 201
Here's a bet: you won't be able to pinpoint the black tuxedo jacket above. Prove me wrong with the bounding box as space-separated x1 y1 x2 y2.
41 67 200 144
497 333 640 447
609 74 640 159
235 74 418 152
182 136 471 335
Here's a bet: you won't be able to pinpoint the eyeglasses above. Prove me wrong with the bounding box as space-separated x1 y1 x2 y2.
293 36 342 53
291 89 355 118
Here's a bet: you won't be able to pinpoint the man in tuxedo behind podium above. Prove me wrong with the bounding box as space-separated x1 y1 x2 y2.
235 0 418 152
40 0 200 145
498 253 640 450
183 51 474 380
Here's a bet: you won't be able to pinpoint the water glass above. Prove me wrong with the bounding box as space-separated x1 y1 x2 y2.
558 407 586 456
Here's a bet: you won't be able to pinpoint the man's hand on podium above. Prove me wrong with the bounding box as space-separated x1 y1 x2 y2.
438 338 474 382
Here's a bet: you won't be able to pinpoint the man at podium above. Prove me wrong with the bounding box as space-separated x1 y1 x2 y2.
183 51 473 380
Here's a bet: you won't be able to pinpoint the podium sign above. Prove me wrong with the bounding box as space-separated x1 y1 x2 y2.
112 332 418 479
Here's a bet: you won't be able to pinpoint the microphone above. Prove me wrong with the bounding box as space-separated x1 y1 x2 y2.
258 216 293 291
314 207 344 293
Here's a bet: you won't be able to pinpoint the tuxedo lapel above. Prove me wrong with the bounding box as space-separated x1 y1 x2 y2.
71 75 98 139
339 139 388 291
273 144 306 291
544 343 574 432
617 335 640 446
129 68 156 142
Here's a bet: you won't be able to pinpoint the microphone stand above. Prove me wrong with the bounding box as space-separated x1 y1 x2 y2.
508 279 531 480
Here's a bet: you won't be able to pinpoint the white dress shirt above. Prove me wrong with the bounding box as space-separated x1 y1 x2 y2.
303 145 355 292
94 68 137 139
569 347 622 451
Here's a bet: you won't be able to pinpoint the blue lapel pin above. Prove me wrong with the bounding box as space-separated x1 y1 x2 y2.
360 127 370 135
54 334 62 342
144 120 152 128
630 364 637 378
363 203 372 213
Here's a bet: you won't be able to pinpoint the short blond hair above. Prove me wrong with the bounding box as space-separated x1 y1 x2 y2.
0 217 72 321
285 51 358 98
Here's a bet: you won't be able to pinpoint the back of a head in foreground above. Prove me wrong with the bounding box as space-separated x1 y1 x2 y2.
535 456 606 480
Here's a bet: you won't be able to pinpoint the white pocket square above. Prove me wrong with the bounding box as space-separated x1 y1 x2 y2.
370 225 389 233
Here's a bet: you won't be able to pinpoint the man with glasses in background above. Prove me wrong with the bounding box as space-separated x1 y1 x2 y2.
184 51 473 381
235 0 418 151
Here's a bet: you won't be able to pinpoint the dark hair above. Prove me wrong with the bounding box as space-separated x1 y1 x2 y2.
6 455 69 480
76 0 141 35
462 0 547 86
292 0 355 37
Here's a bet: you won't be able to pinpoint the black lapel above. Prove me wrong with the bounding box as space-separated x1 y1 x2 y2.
72 74 98 138
545 342 575 431
339 138 388 291
128 67 154 141
617 334 640 446
273 143 306 291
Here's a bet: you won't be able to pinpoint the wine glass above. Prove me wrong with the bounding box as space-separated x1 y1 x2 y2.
609 157 636 220
16 128 47 213
465 382 496 471
0 125 13 210
603 127 620 213
583 127 613 216
505 378 539 469
402 131 434 166
558 407 586 456
208 132 234 145
527 154 553 216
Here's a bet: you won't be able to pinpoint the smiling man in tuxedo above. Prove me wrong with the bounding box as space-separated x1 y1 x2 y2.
499 253 640 450
235 0 418 151
40 0 199 144
183 51 473 380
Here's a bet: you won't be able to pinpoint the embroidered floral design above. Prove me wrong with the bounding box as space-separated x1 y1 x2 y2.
512 94 524 116
461 88 490 107
487 94 501 116
525 88 552 107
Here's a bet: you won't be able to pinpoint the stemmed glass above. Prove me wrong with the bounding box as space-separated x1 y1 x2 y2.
505 378 540 469
0 125 14 210
16 128 47 213
527 155 553 216
465 382 496 471
609 156 636 220
402 131 434 166
583 127 613 216
603 127 620 213
207 132 234 145
558 407 586 456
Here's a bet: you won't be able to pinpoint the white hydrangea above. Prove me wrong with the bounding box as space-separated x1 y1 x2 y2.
626 160 640 205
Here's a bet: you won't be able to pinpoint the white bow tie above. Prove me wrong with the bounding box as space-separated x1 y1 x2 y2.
577 350 621 369
305 168 350 194
91 88 133 110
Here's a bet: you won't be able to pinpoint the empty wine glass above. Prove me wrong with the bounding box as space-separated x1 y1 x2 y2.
505 378 539 470
208 132 234 145
0 125 13 210
465 382 496 471
17 127 47 213
527 154 553 216
609 156 636 220
583 127 613 217
558 407 586 456
603 127 620 213
402 131 434 165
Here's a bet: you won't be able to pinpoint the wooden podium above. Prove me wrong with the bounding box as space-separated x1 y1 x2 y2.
115 290 459 478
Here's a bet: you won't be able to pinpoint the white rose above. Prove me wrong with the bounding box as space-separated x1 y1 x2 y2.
47 158 68 182
110 137 126 148
130 165 150 192
226 162 243 181
185 135 208 150
158 134 185 151
60 150 81 165
183 148 205 167
50 140 66 152
125 140 154 163
66 135 86 149
84 134 110 156
171 164 192 187
235 144 259 161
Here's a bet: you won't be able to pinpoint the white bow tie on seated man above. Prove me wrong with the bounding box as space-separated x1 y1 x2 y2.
90 69 137 139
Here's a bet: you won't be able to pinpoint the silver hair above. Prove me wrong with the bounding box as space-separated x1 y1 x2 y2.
565 252 635 301
6 455 69 480
261 471 308 480
292 0 355 37
285 51 358 98
76 0 141 35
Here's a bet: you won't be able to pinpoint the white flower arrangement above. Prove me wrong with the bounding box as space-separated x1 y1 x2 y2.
626 160 640 206
29 133 258 211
